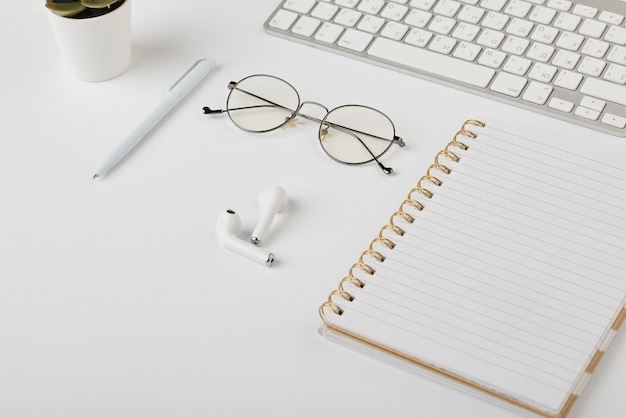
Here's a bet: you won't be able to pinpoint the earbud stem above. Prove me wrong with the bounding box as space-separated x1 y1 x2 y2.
216 209 275 267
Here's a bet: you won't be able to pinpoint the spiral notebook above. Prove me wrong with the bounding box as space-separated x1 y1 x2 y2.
319 120 626 418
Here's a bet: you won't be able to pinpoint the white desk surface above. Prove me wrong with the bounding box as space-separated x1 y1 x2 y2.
1 1 625 417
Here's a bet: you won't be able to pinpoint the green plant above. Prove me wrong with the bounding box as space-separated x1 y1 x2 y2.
46 0 125 18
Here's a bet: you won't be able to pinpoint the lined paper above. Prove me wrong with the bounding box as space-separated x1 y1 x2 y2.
324 123 626 416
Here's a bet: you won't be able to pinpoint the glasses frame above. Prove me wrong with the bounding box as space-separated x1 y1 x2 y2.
203 74 405 174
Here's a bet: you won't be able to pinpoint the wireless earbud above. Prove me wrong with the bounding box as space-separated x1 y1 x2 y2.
216 209 275 267
251 186 288 246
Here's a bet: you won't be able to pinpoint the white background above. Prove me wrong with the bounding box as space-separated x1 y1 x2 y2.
1 1 625 417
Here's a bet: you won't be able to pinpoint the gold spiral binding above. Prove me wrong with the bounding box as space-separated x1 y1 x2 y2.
464 119 486 130
330 289 354 302
401 198 425 213
380 223 405 237
360 249 386 264
340 276 365 291
319 301 343 318
409 185 434 199
319 120 484 320
350 262 376 277
370 236 396 250
418 174 443 188
390 211 415 226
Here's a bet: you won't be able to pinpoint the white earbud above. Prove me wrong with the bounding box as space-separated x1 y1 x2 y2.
217 209 275 267
251 186 288 246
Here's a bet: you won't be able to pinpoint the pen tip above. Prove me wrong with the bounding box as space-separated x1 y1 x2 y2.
93 173 99 180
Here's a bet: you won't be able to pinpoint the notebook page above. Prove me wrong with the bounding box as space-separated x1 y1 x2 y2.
324 123 626 415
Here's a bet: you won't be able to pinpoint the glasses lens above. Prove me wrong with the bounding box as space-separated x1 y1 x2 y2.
226 75 300 132
319 105 396 165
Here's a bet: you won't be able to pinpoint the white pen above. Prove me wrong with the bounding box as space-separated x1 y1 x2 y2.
93 57 217 179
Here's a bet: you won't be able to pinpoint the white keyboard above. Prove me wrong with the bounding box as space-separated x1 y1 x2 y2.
264 0 626 137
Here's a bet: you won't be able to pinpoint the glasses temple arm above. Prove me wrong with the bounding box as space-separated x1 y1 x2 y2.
326 124 394 175
202 106 226 114
202 104 282 114
203 86 300 117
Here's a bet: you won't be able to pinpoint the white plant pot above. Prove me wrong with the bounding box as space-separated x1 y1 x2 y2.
47 0 131 82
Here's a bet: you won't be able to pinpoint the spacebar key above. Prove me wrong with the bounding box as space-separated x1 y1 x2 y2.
367 38 495 88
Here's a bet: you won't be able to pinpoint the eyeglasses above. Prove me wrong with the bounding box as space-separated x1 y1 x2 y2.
202 74 405 174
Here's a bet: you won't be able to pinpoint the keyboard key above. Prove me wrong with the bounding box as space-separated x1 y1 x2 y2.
572 4 597 18
548 97 574 112
530 25 559 44
358 15 386 33
311 3 339 20
608 46 626 65
381 22 410 40
490 71 527 96
527 42 555 62
578 56 606 77
429 35 457 54
529 6 557 24
547 0 572 12
506 18 534 37
434 0 462 17
552 49 580 69
581 39 610 58
553 12 581 31
477 29 505 48
556 31 584 51
503 55 532 75
458 5 485 24
504 0 532 18
502 35 530 55
602 113 626 129
315 22 344 43
478 48 507 67
554 69 583 90
429 16 457 35
453 41 482 61
405 9 433 28
522 81 553 104
269 10 298 30
336 0 359 8
481 0 507 12
528 62 557 82
284 0 316 14
580 96 606 112
367 37 495 87
452 22 481 42
358 0 386 14
292 16 321 37
410 0 437 10
335 9 362 27
605 26 626 46
578 19 606 39
575 106 600 120
338 29 374 52
381 3 409 21
598 11 624 26
482 11 509 30
604 64 626 84
406 28 433 47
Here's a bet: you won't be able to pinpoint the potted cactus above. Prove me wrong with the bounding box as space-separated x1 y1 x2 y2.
46 0 132 82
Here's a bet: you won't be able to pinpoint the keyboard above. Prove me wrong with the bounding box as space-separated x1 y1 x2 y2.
264 0 626 137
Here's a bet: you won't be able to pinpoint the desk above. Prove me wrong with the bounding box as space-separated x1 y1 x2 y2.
1 1 625 417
